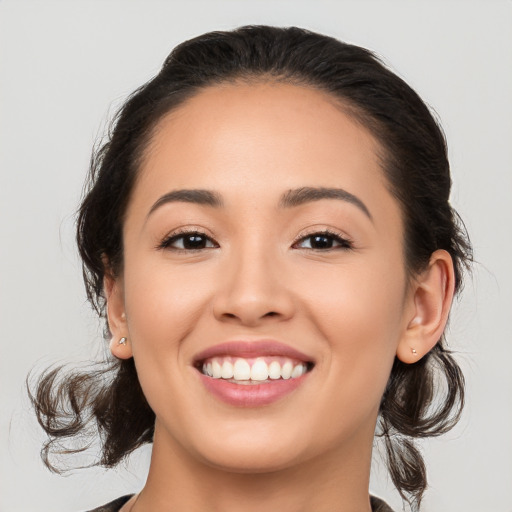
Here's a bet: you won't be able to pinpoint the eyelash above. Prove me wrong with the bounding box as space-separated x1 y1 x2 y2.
157 229 218 251
157 229 353 252
292 229 353 251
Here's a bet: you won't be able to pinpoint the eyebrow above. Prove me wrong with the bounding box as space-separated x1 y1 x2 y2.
279 187 372 220
147 189 224 218
147 186 371 220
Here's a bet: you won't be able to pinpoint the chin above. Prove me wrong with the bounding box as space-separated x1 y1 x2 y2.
184 419 318 475
199 444 305 475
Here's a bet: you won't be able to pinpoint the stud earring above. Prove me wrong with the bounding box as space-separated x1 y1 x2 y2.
118 337 128 345
411 348 417 355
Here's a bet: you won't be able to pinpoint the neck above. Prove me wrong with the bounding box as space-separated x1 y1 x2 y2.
132 420 376 512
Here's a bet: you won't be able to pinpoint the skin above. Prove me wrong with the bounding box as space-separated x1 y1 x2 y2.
105 82 455 512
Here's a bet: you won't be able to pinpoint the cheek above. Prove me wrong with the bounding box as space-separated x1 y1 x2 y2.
121 257 216 411
301 254 406 341
124 258 213 343
300 256 406 402
120 258 215 417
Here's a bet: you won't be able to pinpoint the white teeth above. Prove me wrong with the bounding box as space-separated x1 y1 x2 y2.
221 360 234 379
268 361 281 380
291 364 305 378
250 358 269 381
233 358 251 380
281 361 293 379
212 360 222 378
202 357 309 381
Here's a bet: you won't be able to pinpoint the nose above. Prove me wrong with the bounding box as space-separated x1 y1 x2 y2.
212 245 295 327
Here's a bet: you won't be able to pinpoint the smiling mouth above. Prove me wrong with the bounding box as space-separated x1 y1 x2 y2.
196 356 314 384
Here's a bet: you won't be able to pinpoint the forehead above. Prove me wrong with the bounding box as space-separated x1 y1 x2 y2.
129 82 401 234
141 82 387 194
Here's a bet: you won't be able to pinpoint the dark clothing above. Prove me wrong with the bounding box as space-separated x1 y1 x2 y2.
86 494 394 511
86 495 133 512
371 495 395 512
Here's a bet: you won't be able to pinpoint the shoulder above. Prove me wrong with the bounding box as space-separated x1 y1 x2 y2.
371 495 395 512
83 495 135 512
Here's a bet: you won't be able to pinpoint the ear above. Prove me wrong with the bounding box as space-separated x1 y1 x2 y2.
104 268 133 360
397 249 455 364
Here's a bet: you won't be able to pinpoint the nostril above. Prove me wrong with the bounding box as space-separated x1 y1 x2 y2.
220 310 281 322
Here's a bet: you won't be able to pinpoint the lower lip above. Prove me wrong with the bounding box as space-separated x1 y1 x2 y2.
198 372 309 407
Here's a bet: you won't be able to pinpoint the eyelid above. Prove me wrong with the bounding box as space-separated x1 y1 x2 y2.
155 226 353 252
156 227 219 251
292 228 354 250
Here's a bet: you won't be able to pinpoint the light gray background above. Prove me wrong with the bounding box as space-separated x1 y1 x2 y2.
1 1 511 511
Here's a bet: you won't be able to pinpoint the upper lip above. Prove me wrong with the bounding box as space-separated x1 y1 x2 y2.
193 340 315 364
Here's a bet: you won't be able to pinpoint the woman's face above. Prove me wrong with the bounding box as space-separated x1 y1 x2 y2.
110 82 416 472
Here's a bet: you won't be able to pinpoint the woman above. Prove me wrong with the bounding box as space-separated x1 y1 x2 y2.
31 26 471 512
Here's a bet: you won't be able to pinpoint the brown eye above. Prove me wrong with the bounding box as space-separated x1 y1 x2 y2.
160 232 218 251
294 231 352 250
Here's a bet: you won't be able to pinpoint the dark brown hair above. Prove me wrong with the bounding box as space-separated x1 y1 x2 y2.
29 25 472 510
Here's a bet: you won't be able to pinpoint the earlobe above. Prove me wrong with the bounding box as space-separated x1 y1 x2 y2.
397 250 455 364
103 271 133 360
109 333 133 360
